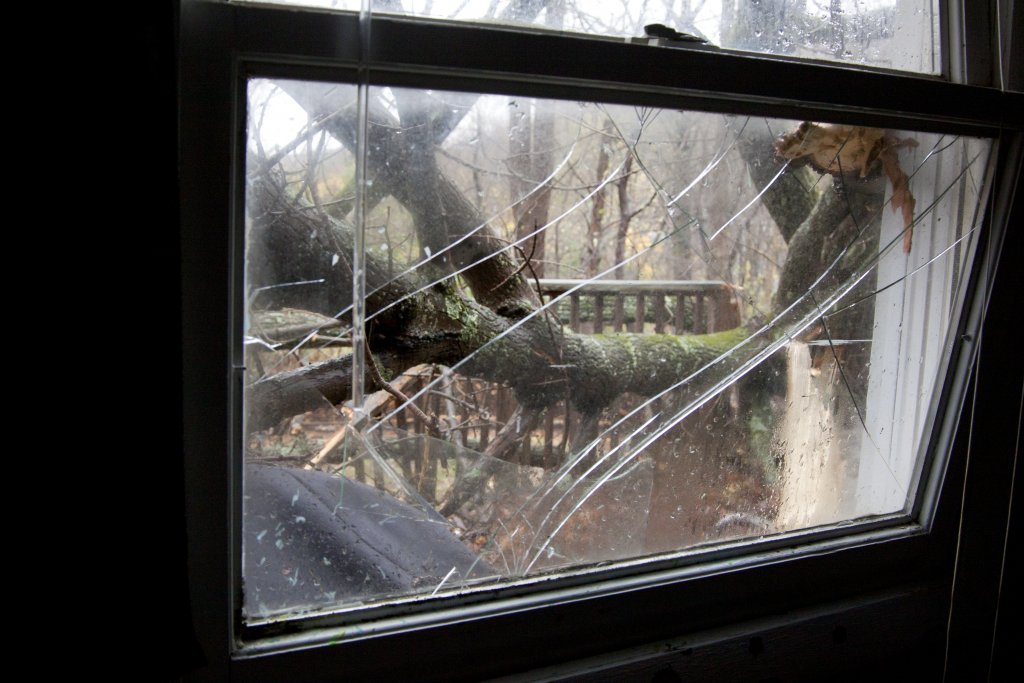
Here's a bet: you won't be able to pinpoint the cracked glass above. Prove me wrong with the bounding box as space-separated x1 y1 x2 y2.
241 78 990 621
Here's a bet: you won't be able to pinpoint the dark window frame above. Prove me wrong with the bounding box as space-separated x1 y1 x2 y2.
177 1 1023 679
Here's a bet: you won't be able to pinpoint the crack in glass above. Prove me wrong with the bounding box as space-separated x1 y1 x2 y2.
241 76 991 620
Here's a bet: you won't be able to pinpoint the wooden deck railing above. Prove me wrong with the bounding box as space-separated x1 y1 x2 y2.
536 279 739 334
365 279 741 495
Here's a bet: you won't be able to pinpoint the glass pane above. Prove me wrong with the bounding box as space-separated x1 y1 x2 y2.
242 77 990 621
242 0 940 74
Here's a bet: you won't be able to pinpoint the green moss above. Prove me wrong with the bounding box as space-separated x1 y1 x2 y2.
444 289 467 321
591 333 638 368
571 326 751 405
638 327 746 359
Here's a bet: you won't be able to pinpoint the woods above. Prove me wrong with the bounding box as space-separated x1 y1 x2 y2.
245 78 886 443
236 3 988 618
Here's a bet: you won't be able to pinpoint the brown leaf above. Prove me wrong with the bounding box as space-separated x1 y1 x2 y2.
776 123 919 252
774 123 886 177
879 145 917 252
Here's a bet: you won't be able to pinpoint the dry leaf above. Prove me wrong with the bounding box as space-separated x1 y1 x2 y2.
775 122 919 252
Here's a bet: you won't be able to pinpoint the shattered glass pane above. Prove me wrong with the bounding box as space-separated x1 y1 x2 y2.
242 77 990 621
242 0 940 74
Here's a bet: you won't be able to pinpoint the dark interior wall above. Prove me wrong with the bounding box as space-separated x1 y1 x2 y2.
949 145 1023 679
128 1 203 678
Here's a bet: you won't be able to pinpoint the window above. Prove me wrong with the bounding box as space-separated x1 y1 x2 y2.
178 1 1022 678
247 0 943 73
243 80 990 619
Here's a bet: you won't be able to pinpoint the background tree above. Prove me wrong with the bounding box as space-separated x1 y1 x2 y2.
239 1 972 574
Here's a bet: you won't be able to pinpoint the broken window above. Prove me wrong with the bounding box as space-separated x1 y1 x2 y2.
241 77 991 621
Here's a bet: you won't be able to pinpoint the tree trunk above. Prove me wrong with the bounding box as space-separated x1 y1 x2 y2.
247 181 749 430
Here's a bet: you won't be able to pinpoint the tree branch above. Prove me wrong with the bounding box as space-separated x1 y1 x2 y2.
246 189 750 430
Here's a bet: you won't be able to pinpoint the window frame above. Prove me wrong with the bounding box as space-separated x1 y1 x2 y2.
177 1 1024 678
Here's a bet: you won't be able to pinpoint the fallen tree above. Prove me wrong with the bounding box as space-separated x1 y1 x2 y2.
244 80 889 467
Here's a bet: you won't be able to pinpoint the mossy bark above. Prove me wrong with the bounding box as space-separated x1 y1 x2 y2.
279 80 540 319
737 127 819 244
249 91 887 466
247 187 752 430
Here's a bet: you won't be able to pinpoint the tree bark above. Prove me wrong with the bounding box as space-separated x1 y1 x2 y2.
247 183 749 430
248 86 886 460
508 99 556 278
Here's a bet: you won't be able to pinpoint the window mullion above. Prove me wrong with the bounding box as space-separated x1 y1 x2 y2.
945 0 996 86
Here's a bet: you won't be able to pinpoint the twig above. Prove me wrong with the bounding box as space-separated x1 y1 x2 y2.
364 339 446 439
488 230 537 293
